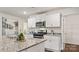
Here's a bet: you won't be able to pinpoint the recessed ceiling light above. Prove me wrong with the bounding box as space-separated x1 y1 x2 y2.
24 11 27 15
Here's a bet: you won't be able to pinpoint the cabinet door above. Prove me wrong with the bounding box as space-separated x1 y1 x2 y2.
46 13 61 27
50 37 60 50
28 17 36 28
45 39 51 49
36 14 45 22
44 36 61 51
44 36 51 48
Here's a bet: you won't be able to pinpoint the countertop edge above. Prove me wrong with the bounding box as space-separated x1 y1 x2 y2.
17 39 46 52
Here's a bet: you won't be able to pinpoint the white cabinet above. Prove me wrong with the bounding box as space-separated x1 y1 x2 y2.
28 16 36 28
46 13 61 27
36 14 45 22
28 14 46 28
20 42 45 52
44 35 61 51
28 13 61 28
28 15 42 28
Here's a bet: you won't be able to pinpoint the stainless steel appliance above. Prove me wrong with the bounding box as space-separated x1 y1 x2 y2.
33 30 47 38
36 21 46 28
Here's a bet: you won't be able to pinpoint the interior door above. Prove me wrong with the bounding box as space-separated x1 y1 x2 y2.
64 14 79 45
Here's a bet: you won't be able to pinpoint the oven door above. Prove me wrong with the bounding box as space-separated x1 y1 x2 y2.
33 33 43 38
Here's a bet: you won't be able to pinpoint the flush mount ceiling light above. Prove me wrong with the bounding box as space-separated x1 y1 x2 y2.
24 11 27 15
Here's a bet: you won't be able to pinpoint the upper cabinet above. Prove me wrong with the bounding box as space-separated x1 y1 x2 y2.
35 14 45 22
28 14 45 28
45 13 61 27
28 13 61 28
28 16 36 28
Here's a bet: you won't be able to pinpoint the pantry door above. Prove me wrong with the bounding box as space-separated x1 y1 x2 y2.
64 14 79 45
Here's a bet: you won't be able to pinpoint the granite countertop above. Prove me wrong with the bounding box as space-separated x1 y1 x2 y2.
2 37 46 52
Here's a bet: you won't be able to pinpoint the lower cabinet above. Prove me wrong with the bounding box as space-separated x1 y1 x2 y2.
44 35 61 52
20 42 45 52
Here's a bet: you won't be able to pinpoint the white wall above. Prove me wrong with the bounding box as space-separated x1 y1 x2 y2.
64 14 79 45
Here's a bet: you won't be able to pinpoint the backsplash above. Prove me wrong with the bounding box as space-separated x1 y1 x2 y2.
27 27 61 34
46 27 61 33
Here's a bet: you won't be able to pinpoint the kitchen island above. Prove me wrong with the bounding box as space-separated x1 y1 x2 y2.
2 37 46 52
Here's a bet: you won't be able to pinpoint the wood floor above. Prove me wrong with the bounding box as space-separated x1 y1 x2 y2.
45 43 79 52
64 43 79 52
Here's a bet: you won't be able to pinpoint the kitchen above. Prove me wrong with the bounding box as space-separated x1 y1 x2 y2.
0 7 79 52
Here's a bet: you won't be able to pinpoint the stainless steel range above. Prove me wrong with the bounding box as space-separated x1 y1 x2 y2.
33 30 47 38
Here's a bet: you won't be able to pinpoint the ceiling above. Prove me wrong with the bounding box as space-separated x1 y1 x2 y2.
0 7 63 19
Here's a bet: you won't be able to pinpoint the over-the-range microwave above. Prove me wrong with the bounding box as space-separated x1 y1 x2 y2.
36 21 46 28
